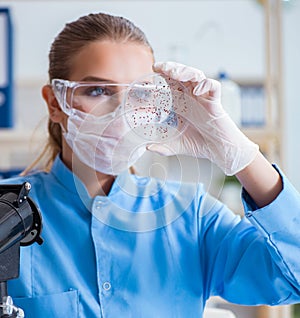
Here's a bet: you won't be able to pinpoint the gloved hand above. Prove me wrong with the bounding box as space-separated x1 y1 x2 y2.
147 61 259 176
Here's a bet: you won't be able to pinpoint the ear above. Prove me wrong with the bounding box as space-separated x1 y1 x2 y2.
42 85 66 123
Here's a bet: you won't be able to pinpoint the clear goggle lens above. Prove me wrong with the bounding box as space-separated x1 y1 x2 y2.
52 80 130 116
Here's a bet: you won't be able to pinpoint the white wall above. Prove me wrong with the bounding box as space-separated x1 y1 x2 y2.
282 1 300 190
0 0 265 81
0 0 299 189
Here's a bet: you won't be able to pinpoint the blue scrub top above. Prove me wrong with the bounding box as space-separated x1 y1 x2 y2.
1 155 300 318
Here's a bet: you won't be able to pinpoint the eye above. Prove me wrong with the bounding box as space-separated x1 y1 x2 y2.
84 85 112 97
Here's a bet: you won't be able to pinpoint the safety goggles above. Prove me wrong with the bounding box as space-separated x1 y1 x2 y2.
51 78 161 117
52 75 190 141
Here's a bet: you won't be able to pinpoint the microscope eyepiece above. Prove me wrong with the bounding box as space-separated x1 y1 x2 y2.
0 182 43 254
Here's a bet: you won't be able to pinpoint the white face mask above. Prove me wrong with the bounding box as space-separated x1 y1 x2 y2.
62 106 147 175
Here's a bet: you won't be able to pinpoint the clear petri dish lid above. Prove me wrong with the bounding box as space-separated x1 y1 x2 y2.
123 73 190 142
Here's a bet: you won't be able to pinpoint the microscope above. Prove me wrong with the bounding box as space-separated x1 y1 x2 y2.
0 182 43 318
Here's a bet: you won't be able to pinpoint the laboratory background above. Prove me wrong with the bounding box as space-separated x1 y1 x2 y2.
0 0 299 318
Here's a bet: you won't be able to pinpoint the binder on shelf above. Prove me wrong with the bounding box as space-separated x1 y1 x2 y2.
0 7 13 128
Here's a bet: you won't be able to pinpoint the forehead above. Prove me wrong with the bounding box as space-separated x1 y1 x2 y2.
69 40 154 83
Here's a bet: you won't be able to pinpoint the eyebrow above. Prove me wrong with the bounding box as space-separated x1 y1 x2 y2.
80 76 117 83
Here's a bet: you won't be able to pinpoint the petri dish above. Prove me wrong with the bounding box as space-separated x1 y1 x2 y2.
123 73 190 142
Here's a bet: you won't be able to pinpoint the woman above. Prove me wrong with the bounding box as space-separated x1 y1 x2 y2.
2 12 300 318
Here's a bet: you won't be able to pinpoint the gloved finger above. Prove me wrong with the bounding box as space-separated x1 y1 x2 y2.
193 78 221 100
153 61 206 83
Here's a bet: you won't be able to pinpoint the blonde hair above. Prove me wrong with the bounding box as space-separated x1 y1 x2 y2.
23 13 153 174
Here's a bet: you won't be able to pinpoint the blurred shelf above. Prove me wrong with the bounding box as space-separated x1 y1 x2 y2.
0 129 46 170
0 128 45 141
242 127 278 143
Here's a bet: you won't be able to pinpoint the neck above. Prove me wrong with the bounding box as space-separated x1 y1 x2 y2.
62 142 116 198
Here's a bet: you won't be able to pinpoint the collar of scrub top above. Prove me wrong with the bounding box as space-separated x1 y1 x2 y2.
49 154 167 210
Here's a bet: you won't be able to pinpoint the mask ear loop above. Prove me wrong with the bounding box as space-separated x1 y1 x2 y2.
60 122 67 134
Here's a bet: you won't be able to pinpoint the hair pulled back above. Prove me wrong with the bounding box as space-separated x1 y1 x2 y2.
26 13 153 173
